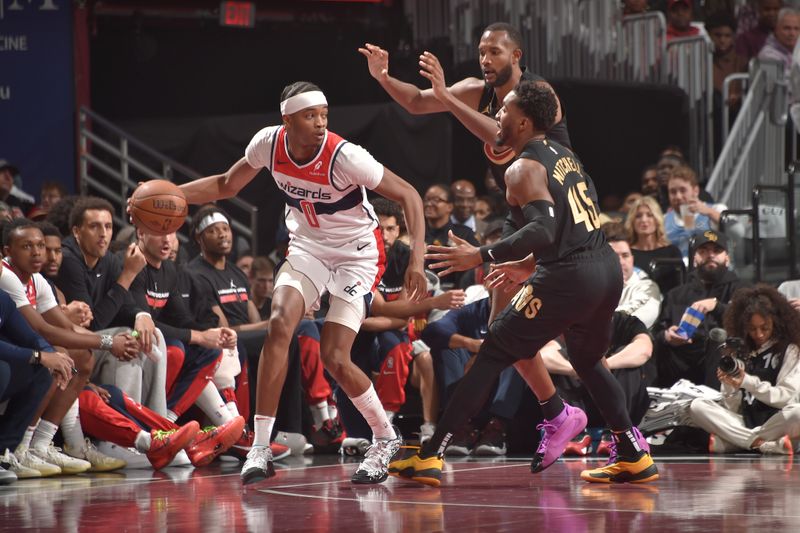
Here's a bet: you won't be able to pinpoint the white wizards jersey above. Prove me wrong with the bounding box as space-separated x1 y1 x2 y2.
245 125 384 248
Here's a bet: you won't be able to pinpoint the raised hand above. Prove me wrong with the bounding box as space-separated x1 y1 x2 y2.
425 230 482 277
418 51 449 101
358 43 390 81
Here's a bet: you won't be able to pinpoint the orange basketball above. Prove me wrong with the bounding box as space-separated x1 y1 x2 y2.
130 180 188 236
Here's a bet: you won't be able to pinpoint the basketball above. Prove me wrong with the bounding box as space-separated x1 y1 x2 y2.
129 180 188 236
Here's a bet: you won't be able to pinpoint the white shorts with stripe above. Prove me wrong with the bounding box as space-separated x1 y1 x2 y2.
276 227 386 313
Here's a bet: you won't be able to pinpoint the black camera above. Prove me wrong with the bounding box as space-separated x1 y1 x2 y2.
717 336 748 378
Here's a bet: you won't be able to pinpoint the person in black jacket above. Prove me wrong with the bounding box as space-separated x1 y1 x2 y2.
652 229 750 389
55 197 165 414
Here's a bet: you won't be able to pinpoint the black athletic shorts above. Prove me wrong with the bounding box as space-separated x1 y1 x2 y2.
485 244 623 368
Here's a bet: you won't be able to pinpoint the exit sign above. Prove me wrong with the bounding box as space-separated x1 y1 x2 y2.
220 1 255 28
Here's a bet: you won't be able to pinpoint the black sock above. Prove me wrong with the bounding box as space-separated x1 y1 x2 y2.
613 429 644 459
539 394 565 420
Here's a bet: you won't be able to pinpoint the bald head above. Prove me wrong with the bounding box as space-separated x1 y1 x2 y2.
451 180 477 224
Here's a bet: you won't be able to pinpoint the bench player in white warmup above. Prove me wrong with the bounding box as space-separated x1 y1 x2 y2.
179 81 426 484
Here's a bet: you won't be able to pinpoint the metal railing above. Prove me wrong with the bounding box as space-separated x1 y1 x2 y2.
78 107 259 253
666 35 714 177
618 12 667 83
705 60 786 209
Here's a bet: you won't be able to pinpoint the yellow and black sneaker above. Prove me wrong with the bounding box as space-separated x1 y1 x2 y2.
388 446 443 487
580 451 659 484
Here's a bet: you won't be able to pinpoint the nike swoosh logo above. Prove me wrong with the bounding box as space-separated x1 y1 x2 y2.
356 243 369 251
96 273 102 278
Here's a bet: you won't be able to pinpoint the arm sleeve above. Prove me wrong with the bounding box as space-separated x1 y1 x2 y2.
479 200 556 263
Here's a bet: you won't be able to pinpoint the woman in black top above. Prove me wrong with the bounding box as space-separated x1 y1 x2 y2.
625 195 683 294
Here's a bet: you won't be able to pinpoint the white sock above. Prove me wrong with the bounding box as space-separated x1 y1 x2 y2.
166 410 179 423
61 400 86 449
328 402 338 421
20 425 37 449
31 419 59 452
194 382 233 426
310 401 331 428
350 385 395 440
134 430 152 452
253 415 276 448
385 410 396 423
226 401 240 418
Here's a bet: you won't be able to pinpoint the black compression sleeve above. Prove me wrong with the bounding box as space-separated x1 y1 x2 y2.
479 200 556 263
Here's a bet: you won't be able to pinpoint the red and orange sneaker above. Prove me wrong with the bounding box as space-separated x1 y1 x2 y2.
564 432 593 456
147 421 200 470
186 416 245 467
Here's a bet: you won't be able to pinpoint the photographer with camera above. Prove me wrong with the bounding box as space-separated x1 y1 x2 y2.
687 285 800 455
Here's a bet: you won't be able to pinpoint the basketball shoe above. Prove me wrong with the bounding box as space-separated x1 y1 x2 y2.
351 428 403 484
241 446 276 485
530 403 588 473
186 416 245 467
388 446 444 487
580 428 658 484
147 422 200 470
64 438 127 472
564 432 593 457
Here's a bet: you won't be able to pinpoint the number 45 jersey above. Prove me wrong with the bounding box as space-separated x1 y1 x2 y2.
516 138 607 265
245 125 383 248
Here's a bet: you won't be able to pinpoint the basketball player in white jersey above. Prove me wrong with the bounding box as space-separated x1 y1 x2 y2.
179 81 426 485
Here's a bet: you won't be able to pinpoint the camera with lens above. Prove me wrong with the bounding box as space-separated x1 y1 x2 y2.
717 336 748 378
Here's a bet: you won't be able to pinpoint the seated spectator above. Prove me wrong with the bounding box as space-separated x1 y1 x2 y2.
664 166 727 261
38 221 93 328
620 191 643 218
0 218 142 474
640 164 660 199
544 311 653 457
625 196 684 295
450 180 478 232
757 7 800 76
736 0 781 61
249 256 275 320
603 222 662 328
0 160 35 215
687 284 800 455
185 205 306 455
652 230 750 388
39 181 66 211
236 253 253 278
474 195 494 222
654 154 686 212
423 183 480 291
55 197 165 414
128 227 245 463
667 0 701 41
0 283 69 481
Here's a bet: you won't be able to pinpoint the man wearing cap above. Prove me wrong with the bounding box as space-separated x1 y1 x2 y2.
178 81 427 486
652 229 750 389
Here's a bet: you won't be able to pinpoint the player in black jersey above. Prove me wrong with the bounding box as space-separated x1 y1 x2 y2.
388 80 658 486
362 22 585 471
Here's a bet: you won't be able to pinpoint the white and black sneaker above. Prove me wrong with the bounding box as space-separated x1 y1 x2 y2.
351 427 403 484
241 446 276 485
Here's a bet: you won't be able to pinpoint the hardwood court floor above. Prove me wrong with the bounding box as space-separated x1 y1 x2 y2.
1 454 799 532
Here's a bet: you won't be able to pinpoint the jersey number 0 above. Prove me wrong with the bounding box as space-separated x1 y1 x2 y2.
300 200 320 228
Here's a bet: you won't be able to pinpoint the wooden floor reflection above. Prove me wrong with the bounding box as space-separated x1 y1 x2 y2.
2 454 799 532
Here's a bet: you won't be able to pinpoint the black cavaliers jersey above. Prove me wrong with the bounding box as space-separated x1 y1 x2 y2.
516 138 606 264
479 68 572 189
741 342 785 428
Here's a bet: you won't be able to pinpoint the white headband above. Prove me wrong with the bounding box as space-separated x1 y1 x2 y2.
196 212 229 234
280 91 327 115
